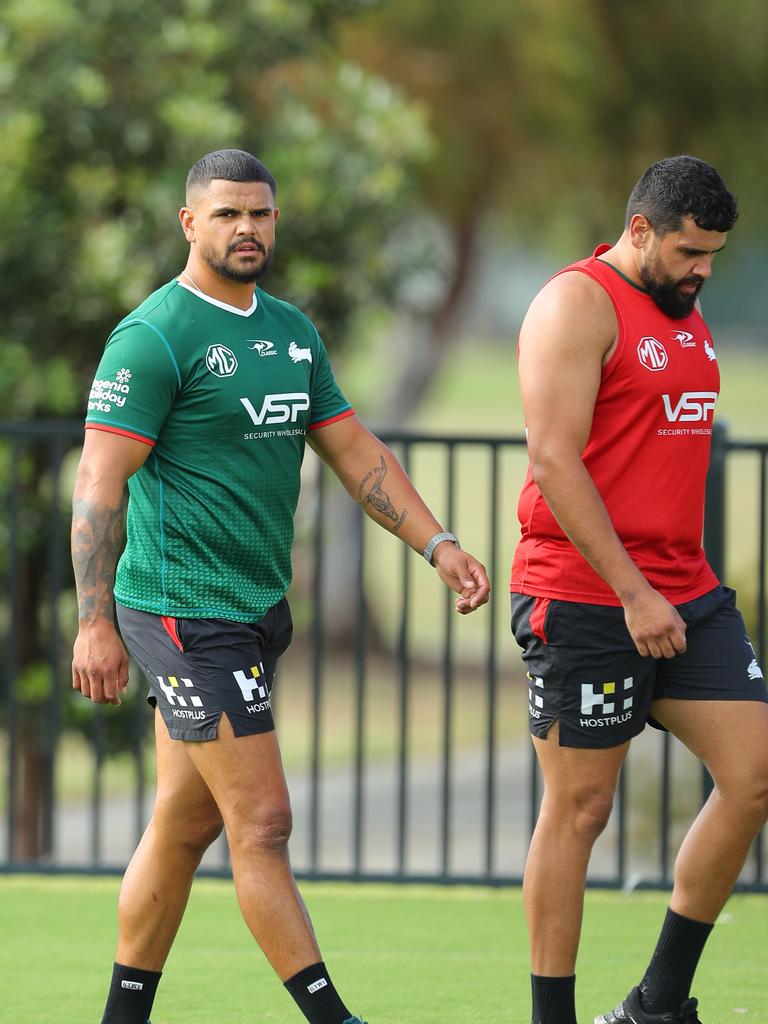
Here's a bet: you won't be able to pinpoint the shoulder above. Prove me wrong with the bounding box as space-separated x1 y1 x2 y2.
520 269 617 360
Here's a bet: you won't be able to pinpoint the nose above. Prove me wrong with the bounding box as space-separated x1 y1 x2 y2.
692 257 713 280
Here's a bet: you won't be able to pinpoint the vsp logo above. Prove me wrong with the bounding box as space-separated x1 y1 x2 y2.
662 391 718 423
206 344 238 377
240 393 310 425
637 336 669 371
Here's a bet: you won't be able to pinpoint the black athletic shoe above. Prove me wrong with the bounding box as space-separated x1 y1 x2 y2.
594 987 701 1023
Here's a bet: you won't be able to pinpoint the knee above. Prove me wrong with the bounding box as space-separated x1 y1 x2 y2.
155 808 224 856
719 764 768 829
227 801 293 855
545 788 614 845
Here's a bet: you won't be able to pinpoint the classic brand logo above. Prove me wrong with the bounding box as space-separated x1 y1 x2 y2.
206 344 238 377
637 336 668 371
661 391 717 423
671 330 696 349
240 393 310 426
247 340 276 357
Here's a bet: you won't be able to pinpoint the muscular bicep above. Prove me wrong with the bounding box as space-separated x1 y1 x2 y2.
518 272 616 461
74 428 153 502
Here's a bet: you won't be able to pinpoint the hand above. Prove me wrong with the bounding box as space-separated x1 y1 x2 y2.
622 586 687 659
72 617 130 705
431 543 491 614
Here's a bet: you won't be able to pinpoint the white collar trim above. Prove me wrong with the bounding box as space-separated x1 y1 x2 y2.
177 279 258 317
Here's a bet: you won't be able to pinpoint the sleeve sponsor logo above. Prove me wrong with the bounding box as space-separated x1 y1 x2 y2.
637 336 669 371
288 341 312 364
88 369 132 412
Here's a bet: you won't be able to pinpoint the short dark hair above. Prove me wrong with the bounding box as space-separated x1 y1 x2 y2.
625 155 738 236
186 149 277 203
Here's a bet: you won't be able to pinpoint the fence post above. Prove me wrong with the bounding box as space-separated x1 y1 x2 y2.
701 419 729 804
703 419 728 581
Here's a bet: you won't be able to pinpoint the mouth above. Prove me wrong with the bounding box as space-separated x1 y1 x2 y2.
678 279 703 295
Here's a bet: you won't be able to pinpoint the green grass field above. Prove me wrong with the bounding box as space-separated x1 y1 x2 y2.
0 877 764 1023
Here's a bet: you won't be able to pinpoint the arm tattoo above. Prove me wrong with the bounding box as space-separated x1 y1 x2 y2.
71 495 127 622
357 455 408 533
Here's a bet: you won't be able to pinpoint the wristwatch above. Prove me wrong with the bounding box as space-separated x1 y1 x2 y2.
422 531 460 565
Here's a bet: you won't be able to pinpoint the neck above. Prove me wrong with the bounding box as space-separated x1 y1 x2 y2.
597 233 645 288
179 261 256 311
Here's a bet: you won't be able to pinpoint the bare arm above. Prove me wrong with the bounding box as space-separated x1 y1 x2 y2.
308 415 490 613
71 429 152 703
519 272 686 658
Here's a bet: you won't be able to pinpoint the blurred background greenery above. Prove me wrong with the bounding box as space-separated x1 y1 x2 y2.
1 0 767 864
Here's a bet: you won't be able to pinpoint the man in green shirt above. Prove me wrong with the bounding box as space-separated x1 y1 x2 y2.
71 149 490 1024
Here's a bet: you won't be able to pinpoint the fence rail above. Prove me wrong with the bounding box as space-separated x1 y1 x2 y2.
1 420 766 889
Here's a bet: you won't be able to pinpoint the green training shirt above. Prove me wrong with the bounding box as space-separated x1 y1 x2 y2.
85 279 353 621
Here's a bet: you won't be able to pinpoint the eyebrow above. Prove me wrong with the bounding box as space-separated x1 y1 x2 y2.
678 242 727 256
210 205 273 216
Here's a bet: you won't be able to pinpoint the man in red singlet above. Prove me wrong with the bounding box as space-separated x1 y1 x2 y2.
510 156 768 1024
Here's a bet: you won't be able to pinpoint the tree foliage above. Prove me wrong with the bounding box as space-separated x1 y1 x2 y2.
0 0 429 417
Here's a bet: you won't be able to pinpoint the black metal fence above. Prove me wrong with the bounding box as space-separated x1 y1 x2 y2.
1 420 766 889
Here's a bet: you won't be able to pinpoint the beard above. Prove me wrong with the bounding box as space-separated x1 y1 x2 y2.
639 252 704 319
202 238 274 283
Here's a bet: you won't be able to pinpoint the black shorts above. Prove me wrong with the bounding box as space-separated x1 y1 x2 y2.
511 585 767 749
116 599 293 741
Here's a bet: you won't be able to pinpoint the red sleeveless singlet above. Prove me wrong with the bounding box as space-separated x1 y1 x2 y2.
510 244 720 606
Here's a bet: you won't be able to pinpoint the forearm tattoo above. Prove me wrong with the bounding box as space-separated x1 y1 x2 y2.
71 495 127 621
357 455 408 533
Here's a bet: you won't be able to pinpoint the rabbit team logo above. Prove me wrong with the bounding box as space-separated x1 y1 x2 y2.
637 336 668 371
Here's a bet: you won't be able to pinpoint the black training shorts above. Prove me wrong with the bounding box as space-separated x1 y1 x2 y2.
116 599 293 741
511 585 767 749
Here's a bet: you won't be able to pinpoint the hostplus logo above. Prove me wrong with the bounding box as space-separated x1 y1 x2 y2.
580 677 634 728
528 673 544 719
233 664 271 714
157 675 205 722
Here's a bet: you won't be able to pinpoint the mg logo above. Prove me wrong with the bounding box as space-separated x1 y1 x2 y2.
206 344 238 377
662 391 718 423
240 392 310 426
637 336 668 371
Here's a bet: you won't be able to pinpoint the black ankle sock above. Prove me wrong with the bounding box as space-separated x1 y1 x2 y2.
531 974 577 1024
100 962 162 1024
284 961 352 1024
639 908 713 1012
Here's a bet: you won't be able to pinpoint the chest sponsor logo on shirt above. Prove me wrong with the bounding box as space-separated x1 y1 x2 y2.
288 341 312 364
240 392 310 428
206 344 238 377
637 336 669 371
661 391 717 423
88 368 132 412
671 330 696 349
247 340 277 357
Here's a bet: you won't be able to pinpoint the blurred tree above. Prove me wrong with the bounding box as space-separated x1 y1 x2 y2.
342 0 768 418
0 0 429 859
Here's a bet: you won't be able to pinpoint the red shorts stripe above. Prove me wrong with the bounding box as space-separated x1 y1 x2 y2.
85 423 156 446
529 597 550 644
160 616 184 652
308 408 356 431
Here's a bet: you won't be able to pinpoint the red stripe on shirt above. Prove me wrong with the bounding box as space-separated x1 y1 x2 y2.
308 408 356 431
85 423 156 446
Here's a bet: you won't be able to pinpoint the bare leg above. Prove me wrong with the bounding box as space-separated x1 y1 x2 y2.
652 698 768 921
525 722 629 975
182 713 321 980
116 710 224 969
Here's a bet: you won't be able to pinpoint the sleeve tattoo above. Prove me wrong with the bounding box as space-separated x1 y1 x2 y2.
357 455 408 533
71 495 127 621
